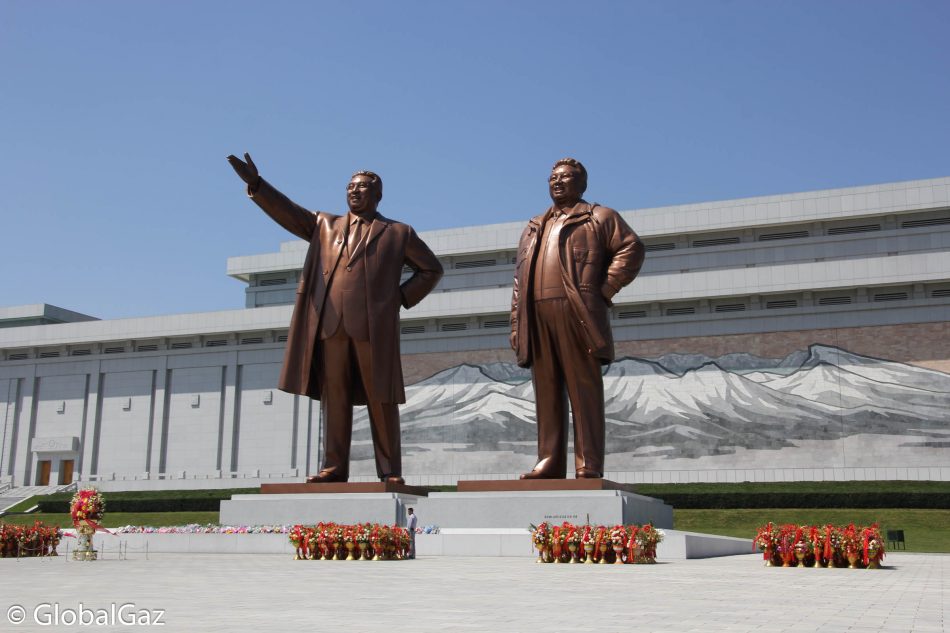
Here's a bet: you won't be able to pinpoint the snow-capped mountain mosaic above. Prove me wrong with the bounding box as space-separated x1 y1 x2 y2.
348 345 950 476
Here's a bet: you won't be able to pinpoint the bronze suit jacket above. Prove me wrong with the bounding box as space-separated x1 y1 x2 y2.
511 200 644 368
249 179 443 403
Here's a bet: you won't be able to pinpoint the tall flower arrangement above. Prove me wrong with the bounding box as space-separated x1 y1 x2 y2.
70 488 105 530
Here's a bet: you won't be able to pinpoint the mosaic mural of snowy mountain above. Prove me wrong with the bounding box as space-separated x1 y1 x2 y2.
349 344 950 474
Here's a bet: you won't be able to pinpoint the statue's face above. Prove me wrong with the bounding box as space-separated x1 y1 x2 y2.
548 164 584 207
347 174 378 215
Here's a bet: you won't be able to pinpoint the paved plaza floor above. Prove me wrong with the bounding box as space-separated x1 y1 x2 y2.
2 552 946 632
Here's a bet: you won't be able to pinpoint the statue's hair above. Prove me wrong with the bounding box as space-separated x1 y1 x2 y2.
551 158 587 193
351 170 383 202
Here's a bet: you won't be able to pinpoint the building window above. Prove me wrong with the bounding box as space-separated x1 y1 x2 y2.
713 303 747 313
817 296 852 306
827 224 880 235
872 292 909 302
758 230 809 241
766 300 798 309
692 236 740 248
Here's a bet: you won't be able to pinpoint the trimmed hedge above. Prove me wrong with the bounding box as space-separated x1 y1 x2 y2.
647 492 950 509
36 488 258 514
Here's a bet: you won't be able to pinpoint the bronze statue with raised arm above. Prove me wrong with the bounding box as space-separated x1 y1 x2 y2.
511 158 645 480
227 153 443 484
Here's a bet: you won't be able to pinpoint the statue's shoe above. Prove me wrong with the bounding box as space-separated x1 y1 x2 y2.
383 475 405 484
575 468 603 479
519 469 562 480
306 470 346 483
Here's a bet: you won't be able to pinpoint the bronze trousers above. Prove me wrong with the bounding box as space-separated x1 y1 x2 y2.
529 297 606 477
319 323 402 480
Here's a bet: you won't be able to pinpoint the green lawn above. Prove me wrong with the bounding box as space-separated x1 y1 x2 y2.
1 512 219 528
674 508 950 553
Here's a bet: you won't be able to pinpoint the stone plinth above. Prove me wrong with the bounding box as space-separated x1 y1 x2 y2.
219 492 424 526
260 482 429 496
416 487 673 530
456 479 629 492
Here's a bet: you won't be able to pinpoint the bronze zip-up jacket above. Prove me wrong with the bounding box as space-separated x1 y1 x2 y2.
511 200 644 368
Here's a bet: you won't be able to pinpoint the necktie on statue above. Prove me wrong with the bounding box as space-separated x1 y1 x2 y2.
349 219 364 256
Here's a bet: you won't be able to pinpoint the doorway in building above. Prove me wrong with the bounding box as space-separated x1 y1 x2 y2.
37 460 51 485
59 460 75 485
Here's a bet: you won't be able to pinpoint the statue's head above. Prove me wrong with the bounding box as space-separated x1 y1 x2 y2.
549 158 587 206
347 170 383 214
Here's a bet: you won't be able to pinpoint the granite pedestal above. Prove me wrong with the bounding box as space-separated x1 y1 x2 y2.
417 480 673 529
220 492 424 526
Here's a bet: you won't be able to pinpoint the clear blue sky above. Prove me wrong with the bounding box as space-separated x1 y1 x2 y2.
2 0 948 320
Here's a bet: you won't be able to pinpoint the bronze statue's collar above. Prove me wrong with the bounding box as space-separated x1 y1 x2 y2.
537 200 590 223
347 211 379 225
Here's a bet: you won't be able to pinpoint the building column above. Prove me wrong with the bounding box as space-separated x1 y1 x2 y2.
218 351 240 475
0 378 21 481
12 370 37 486
78 365 100 481
149 360 169 476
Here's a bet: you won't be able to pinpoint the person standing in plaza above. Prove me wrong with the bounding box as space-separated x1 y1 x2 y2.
407 507 418 559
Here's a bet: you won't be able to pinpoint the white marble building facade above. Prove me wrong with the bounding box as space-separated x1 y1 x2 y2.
2 177 949 489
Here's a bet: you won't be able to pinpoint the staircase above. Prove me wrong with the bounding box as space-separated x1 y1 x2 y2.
0 484 71 514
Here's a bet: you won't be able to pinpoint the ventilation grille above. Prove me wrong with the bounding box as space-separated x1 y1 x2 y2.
483 319 509 329
103 347 125 354
818 296 852 306
766 300 798 309
39 351 61 358
932 289 950 298
759 230 809 241
170 342 193 349
618 310 647 319
827 224 881 235
401 325 426 335
401 265 413 274
714 303 747 313
666 307 696 316
873 292 908 302
455 259 496 269
692 236 740 248
205 340 228 347
440 323 468 332
277 334 289 342
136 345 158 352
644 243 675 252
259 278 287 287
70 349 92 356
241 337 264 345
8 353 28 360
902 217 950 228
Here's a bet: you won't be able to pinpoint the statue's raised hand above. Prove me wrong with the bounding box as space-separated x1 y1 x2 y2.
227 152 261 190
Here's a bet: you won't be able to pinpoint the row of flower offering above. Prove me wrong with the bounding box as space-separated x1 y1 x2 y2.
754 522 886 568
0 521 62 557
288 522 412 560
531 522 664 564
